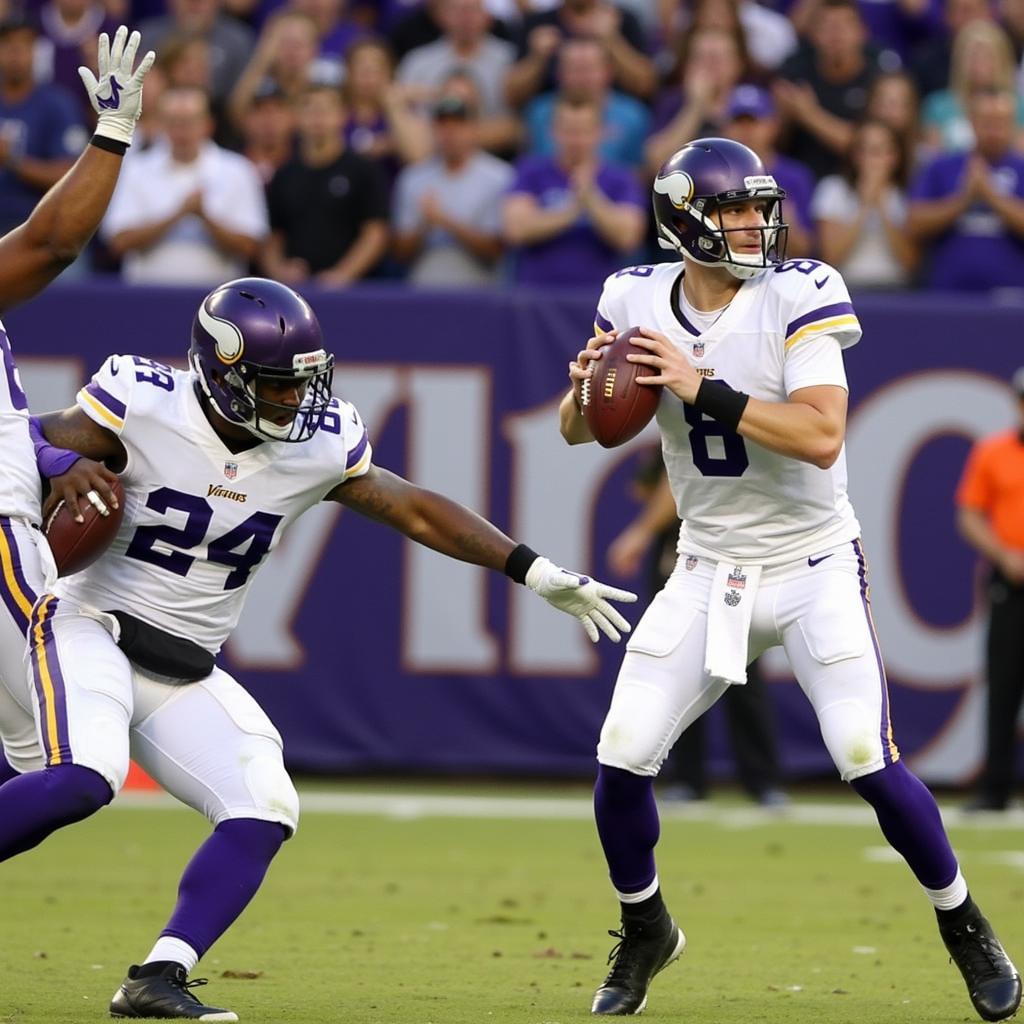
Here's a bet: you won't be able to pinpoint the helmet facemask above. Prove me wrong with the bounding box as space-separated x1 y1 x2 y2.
192 347 335 443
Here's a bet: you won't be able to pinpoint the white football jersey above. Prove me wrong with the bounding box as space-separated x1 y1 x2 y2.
56 355 372 653
0 322 43 523
596 259 862 565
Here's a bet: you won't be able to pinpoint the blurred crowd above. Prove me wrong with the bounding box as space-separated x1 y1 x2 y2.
2 0 1023 291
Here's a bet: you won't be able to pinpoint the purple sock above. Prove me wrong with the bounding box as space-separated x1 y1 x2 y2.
0 764 112 861
851 760 959 889
0 751 18 785
160 818 287 958
594 764 660 894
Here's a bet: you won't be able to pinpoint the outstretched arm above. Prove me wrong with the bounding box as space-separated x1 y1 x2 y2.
327 465 637 642
0 26 153 313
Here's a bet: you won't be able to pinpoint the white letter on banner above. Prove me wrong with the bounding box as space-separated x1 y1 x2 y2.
506 401 658 672
845 371 1015 684
16 357 83 409
403 367 497 672
229 366 404 667
842 371 1017 783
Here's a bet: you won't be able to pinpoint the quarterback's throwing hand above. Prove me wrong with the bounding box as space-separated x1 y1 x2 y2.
79 26 156 147
525 557 637 643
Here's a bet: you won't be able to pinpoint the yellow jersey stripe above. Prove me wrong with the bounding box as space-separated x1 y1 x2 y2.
77 388 124 430
31 596 62 766
784 315 860 350
346 449 371 481
0 523 33 621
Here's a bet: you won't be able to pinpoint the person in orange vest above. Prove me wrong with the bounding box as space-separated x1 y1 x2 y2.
956 366 1024 812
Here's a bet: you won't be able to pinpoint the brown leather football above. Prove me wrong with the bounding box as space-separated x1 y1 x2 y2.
44 476 125 577
581 327 662 448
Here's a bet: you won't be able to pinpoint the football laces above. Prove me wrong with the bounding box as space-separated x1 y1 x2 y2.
580 377 591 407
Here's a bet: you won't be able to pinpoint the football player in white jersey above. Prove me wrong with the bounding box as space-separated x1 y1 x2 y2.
0 277 636 1021
0 29 153 777
558 138 1021 1022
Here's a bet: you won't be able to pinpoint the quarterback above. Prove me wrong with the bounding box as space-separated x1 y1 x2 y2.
0 277 635 1021
559 138 1021 1021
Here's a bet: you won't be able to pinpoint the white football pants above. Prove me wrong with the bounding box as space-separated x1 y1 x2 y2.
598 539 898 782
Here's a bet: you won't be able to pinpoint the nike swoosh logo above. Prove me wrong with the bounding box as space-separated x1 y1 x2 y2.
109 360 119 376
808 554 833 567
96 76 123 111
814 276 829 289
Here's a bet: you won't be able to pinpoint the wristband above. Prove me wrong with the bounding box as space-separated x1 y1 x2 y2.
29 416 82 479
693 378 749 432
89 134 128 156
505 543 540 585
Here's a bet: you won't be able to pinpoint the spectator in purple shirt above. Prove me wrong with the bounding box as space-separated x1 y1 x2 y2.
644 24 751 179
34 0 118 122
0 16 87 237
341 37 431 177
721 84 818 256
907 87 1024 291
502 96 645 285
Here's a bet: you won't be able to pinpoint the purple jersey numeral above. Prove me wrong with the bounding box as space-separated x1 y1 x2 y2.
126 487 284 590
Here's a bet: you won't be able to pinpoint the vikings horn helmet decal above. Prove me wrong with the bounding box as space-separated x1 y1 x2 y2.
196 303 244 365
652 138 788 280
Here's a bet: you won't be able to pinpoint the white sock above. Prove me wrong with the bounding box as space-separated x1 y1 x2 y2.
144 936 200 973
616 875 659 904
925 867 969 911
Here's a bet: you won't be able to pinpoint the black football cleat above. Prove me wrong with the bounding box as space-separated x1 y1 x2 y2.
591 915 686 1015
940 908 1022 1022
110 963 238 1021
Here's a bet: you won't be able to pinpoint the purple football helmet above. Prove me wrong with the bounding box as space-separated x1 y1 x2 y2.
189 277 334 443
653 137 787 280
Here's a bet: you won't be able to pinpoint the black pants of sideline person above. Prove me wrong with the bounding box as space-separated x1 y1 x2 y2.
976 571 1024 809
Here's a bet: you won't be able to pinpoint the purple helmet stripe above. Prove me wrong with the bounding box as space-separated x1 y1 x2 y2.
29 595 72 767
785 302 855 339
852 539 900 767
85 380 127 419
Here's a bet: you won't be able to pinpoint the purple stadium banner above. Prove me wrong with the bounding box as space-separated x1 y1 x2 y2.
7 282 1024 786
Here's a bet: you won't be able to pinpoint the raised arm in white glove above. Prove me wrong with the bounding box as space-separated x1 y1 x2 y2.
79 25 156 148
523 555 637 643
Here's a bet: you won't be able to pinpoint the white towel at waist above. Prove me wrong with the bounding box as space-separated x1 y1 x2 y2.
704 560 762 685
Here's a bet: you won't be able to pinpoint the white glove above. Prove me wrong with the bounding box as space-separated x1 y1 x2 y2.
78 26 156 147
525 556 637 643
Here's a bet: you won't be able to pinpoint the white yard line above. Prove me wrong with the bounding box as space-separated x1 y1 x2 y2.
109 789 1024 830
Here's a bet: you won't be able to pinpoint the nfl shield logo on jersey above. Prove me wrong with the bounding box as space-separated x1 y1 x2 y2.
727 567 746 589
224 461 238 480
685 555 698 571
693 342 705 358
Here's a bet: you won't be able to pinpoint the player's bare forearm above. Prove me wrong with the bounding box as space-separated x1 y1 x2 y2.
738 385 847 469
906 195 970 241
330 465 515 570
956 506 1008 565
37 407 126 466
0 145 124 312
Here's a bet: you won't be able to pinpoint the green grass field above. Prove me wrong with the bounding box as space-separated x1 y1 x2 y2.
1 786 1022 1024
